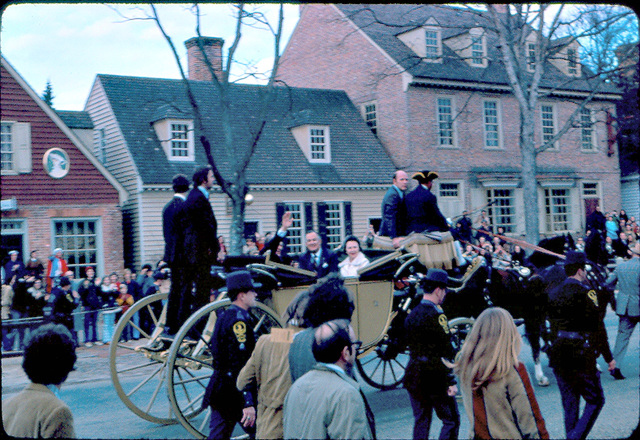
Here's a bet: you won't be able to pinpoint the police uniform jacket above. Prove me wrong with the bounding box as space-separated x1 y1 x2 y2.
404 300 456 398
379 185 406 238
203 304 256 417
405 185 449 234
548 277 613 371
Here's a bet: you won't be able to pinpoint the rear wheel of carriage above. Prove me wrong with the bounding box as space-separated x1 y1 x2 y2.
109 292 178 424
356 335 410 391
166 299 283 438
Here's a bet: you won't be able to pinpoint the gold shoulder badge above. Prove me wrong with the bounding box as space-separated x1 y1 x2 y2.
587 290 598 307
439 314 450 333
233 321 247 343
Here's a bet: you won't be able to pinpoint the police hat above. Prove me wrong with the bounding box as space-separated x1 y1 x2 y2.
412 170 439 183
564 251 586 266
423 268 449 287
226 270 261 297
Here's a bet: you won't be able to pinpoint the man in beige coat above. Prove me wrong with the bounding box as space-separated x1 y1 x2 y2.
3 323 77 438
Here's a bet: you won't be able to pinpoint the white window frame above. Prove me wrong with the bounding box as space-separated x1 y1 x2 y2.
471 34 485 66
543 188 572 233
308 126 331 163
96 128 107 164
1 121 31 175
169 122 192 160
51 217 102 278
483 100 502 149
527 42 537 72
323 201 345 250
283 202 306 255
424 27 442 62
1 121 14 173
580 108 597 151
486 188 516 233
361 101 378 135
567 47 579 76
541 104 557 150
436 96 457 148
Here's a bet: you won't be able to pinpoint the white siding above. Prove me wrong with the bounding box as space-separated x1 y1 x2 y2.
621 173 640 219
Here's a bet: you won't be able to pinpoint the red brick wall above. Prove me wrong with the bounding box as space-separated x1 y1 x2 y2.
2 205 124 278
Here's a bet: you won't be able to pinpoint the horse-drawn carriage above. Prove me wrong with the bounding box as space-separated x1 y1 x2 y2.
108 233 482 438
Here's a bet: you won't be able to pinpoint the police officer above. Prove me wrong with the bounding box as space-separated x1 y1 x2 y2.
404 268 460 440
203 271 259 439
43 276 79 346
548 251 615 440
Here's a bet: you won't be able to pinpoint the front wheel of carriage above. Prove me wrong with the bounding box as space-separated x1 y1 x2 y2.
356 334 410 391
448 316 475 353
165 299 283 438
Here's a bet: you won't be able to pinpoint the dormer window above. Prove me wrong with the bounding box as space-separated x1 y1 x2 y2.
290 124 331 164
425 28 441 60
152 118 195 161
527 42 537 72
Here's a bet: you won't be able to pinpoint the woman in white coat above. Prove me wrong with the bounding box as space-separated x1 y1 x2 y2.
338 236 370 278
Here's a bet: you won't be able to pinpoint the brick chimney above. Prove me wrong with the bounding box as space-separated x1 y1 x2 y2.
185 37 224 81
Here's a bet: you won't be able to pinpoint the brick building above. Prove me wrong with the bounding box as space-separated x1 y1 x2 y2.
1 56 127 278
278 4 624 237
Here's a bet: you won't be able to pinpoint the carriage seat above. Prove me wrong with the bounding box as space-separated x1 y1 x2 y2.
357 250 403 281
372 231 460 270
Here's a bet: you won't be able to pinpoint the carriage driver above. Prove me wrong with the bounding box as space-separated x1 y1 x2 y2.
202 271 260 439
403 268 460 440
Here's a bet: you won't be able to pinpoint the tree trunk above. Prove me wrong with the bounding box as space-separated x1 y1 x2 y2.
228 191 246 256
520 108 540 246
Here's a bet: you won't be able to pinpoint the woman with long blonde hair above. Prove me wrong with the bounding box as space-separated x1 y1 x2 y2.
448 307 549 439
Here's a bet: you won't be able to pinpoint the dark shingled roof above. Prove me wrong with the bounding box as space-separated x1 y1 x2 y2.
335 4 620 95
97 74 397 186
56 110 94 129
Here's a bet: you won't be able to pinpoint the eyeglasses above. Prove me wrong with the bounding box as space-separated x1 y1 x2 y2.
351 340 362 351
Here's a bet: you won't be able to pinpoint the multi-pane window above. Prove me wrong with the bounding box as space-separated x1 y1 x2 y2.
439 183 459 198
437 98 454 146
324 202 343 250
96 128 107 164
544 188 571 232
1 122 13 172
541 105 556 149
486 189 515 233
53 219 98 278
483 101 501 149
568 48 578 75
471 35 484 65
363 103 377 135
580 108 595 151
284 203 304 255
582 182 599 197
425 29 440 60
310 128 327 160
170 123 190 158
527 42 536 71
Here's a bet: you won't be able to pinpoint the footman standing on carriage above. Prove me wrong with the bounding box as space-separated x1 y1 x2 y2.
203 270 259 439
379 170 409 248
404 268 460 440
547 251 615 440
405 170 450 235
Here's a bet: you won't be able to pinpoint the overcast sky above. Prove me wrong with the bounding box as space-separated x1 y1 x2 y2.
1 3 300 110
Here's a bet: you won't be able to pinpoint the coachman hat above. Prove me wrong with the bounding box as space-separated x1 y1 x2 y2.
412 170 439 183
564 251 586 266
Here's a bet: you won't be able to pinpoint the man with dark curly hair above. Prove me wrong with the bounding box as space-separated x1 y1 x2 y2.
2 323 77 438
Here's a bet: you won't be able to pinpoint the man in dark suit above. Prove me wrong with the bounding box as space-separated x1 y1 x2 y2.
297 231 339 277
183 165 219 315
379 170 409 248
162 174 189 336
405 170 449 234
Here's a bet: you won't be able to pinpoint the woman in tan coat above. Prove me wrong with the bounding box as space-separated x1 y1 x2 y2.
448 307 549 439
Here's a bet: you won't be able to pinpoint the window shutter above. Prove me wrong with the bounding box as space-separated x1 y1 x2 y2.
304 202 314 234
13 122 32 173
344 202 353 236
317 202 328 243
276 203 285 229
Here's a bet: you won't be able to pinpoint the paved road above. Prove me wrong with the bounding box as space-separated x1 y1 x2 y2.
2 308 638 439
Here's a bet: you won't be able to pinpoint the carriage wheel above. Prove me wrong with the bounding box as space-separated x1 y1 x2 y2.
166 299 283 438
109 292 177 424
448 317 475 353
356 337 410 391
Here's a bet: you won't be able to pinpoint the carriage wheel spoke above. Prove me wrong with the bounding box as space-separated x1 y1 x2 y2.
145 362 168 413
147 304 160 327
126 319 148 339
117 360 161 374
198 408 211 433
125 363 164 397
